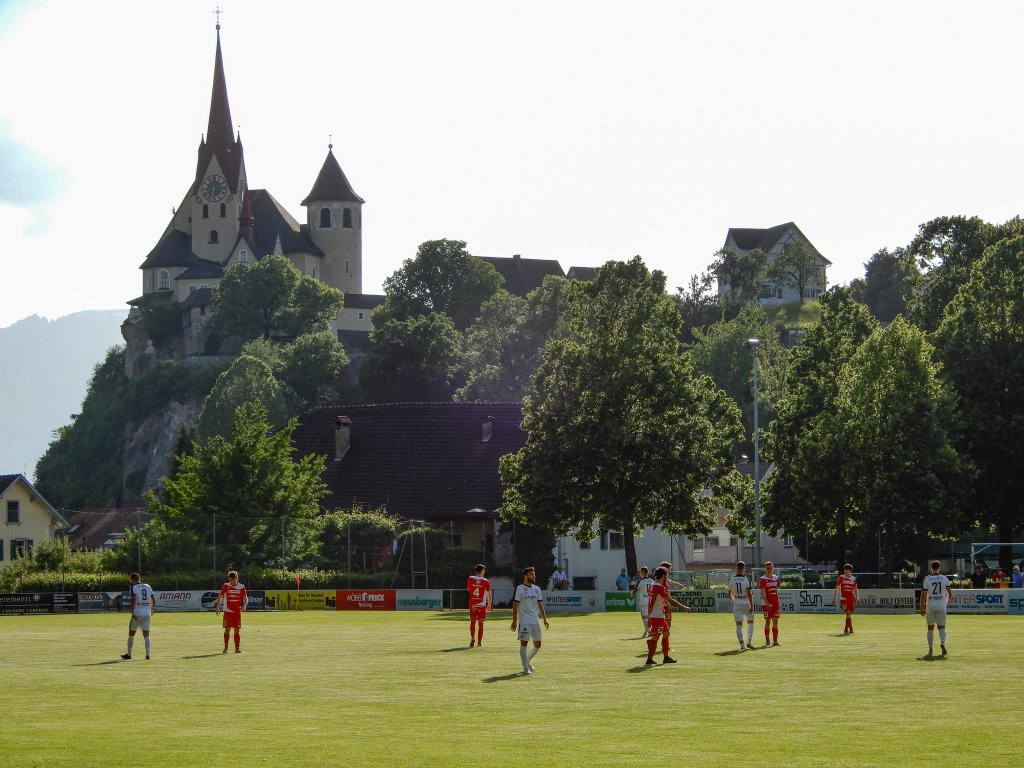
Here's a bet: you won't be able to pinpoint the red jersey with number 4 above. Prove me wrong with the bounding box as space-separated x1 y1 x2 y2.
467 575 491 610
759 574 780 604
218 582 247 613
837 575 857 600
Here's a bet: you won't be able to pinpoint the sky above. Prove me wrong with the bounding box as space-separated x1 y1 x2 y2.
2 1 1024 329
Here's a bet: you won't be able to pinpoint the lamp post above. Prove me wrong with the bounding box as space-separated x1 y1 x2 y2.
744 338 762 568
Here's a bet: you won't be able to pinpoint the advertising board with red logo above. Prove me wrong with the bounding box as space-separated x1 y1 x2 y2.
336 589 397 610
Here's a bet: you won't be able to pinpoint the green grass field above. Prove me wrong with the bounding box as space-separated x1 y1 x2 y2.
2 610 1019 767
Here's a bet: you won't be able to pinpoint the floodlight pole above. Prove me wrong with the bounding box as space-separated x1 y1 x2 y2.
746 338 762 568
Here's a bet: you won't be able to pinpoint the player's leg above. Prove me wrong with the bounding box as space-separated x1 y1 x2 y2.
661 627 676 663
645 622 662 664
470 615 477 647
123 621 137 659
223 617 230 652
746 618 755 647
764 612 771 645
476 614 485 646
141 629 151 659
925 621 935 655
938 621 947 655
771 617 779 645
519 639 531 673
735 619 744 648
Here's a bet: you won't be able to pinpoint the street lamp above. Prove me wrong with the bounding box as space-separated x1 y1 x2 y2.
744 338 762 568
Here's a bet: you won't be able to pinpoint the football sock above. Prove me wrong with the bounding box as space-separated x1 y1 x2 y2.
144 637 151 656
234 630 240 650
126 636 135 655
747 622 755 643
527 646 539 661
772 627 779 643
224 630 230 647
470 620 477 639
938 628 946 644
661 635 670 656
520 646 529 669
736 625 744 644
765 627 771 642
845 617 852 632
646 636 657 660
477 625 484 643
927 629 934 651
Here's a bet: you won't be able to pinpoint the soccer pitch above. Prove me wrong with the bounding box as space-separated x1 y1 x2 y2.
3 611 1019 767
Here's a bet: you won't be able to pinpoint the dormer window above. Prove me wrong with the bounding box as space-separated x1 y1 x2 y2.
238 249 247 263
319 207 332 228
343 208 352 229
209 230 219 244
157 270 170 291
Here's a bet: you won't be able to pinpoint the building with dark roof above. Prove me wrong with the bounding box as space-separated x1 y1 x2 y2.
61 508 151 551
0 474 65 566
477 255 566 297
720 222 830 305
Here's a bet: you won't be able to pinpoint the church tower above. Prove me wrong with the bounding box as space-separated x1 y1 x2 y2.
302 145 364 295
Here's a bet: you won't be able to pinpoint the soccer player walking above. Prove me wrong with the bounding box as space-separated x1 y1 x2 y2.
831 564 859 634
467 563 491 647
510 566 548 675
121 572 155 660
759 561 782 647
216 570 248 653
919 560 952 657
729 561 755 650
646 566 691 665
630 566 655 637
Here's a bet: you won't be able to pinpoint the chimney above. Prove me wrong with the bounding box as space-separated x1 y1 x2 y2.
512 254 521 262
482 416 493 443
335 416 351 460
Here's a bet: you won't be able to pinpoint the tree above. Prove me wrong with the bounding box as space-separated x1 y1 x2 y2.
934 235 1024 567
278 331 349 409
209 254 344 341
377 239 504 331
765 240 827 304
456 276 571 402
499 257 745 576
316 507 399 571
673 272 721 345
835 317 972 581
197 353 289 442
358 313 465 402
760 288 878 568
148 401 329 569
710 247 769 308
853 247 919 323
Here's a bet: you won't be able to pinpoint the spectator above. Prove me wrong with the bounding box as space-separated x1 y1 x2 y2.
1012 565 1023 589
970 564 986 589
550 565 568 591
991 566 1007 588
615 568 630 591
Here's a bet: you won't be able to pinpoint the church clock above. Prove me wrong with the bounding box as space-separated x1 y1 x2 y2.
201 174 227 202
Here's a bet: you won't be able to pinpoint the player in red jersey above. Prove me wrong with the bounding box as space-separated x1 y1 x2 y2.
831 563 859 634
467 563 491 647
645 566 691 665
216 570 248 653
759 561 782 646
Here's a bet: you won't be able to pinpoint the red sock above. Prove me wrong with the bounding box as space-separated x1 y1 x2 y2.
477 624 484 643
470 620 477 639
223 630 230 647
765 627 771 642
845 617 852 631
772 626 779 642
647 635 657 660
661 634 670 656
234 630 240 650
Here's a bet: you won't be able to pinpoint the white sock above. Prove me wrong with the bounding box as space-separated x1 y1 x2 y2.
736 625 744 644
144 637 151 657
527 646 539 661
927 629 934 651
938 628 946 644
520 646 529 669
747 623 755 643
127 636 134 654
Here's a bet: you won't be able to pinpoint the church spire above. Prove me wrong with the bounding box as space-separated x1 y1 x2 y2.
193 21 245 195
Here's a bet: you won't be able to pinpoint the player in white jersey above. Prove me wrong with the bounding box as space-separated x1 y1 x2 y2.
728 560 755 650
510 566 549 675
630 566 655 637
919 560 951 657
121 572 155 660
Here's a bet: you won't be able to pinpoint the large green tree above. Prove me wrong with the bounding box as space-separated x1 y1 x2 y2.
836 317 972 581
376 239 504 331
710 247 769 308
761 288 878 567
499 257 745 576
934 235 1024 566
197 352 290 442
849 247 920 323
359 313 464 402
766 240 827 304
149 401 329 569
278 331 350 409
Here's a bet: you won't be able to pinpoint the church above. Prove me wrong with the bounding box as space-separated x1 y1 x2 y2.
127 23 378 357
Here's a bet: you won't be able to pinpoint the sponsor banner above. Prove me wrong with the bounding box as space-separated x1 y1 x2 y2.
77 592 109 613
669 589 721 614
946 589 1007 614
543 590 605 613
1008 589 1024 616
0 592 54 615
604 592 637 612
246 590 266 611
266 590 338 611
853 590 917 614
153 591 221 612
395 590 444 611
336 589 396 611
53 592 77 614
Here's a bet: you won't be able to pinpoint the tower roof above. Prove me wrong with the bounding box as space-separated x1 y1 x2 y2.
193 27 245 194
302 147 364 205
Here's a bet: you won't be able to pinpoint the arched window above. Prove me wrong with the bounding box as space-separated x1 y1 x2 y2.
238 250 247 263
220 203 226 218
157 270 170 291
319 207 332 228
209 230 219 244
202 204 209 219
312 264 320 280
342 208 352 229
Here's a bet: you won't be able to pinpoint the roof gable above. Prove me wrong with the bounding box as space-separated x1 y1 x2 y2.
476 255 565 297
302 148 364 205
0 474 65 525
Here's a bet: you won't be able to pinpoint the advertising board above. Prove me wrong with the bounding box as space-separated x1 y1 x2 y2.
265 590 337 611
946 589 1007 614
0 592 53 615
395 590 443 611
604 592 637 612
336 589 396 611
543 590 605 613
1008 589 1024 616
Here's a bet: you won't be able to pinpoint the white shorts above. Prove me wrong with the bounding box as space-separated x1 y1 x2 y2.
733 606 754 622
129 615 152 632
925 605 947 626
517 622 542 643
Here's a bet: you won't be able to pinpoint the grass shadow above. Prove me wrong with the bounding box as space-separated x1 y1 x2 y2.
181 653 227 659
917 654 948 662
714 648 747 656
482 671 529 683
626 663 659 673
438 646 473 653
71 659 126 667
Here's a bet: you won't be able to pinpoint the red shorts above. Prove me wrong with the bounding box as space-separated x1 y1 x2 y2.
222 612 242 629
762 601 781 619
469 606 488 621
648 618 669 635
840 598 856 613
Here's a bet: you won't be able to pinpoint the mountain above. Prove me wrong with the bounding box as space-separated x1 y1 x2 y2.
0 311 127 481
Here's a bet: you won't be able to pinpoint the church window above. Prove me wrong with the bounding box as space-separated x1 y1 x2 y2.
220 203 226 218
202 204 209 219
209 230 219 244
238 250 247 263
157 270 170 291
345 260 350 273
312 265 320 280
342 208 352 229
319 207 332 228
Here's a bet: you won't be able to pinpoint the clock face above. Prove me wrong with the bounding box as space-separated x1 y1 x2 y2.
201 174 227 202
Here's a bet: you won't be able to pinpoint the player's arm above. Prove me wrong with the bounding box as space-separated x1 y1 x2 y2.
830 582 839 606
216 586 225 615
919 588 927 615
241 587 248 612
945 585 952 604
667 578 684 590
149 593 156 613
665 594 692 612
538 598 549 628
129 591 138 615
510 595 519 630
